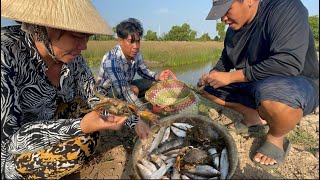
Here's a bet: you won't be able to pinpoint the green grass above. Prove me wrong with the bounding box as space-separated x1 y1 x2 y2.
288 128 319 155
82 40 224 68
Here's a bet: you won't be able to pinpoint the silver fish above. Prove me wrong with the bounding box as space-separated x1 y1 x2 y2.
150 162 174 179
171 166 180 179
184 172 208 179
163 148 180 156
141 158 157 173
181 174 190 180
219 148 229 179
161 126 171 143
137 163 153 179
171 126 187 137
152 138 184 154
148 126 166 154
172 122 194 130
161 175 170 179
208 148 217 155
165 157 176 164
186 164 220 176
150 154 166 168
208 148 220 169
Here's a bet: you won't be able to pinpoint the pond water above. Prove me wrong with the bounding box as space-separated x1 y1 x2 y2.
90 60 216 86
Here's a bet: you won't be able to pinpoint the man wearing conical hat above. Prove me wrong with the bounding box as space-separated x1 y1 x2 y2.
0 0 136 179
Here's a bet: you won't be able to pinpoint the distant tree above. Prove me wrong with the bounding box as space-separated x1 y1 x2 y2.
309 15 319 40
144 30 158 41
213 36 220 41
216 20 226 42
199 33 212 41
163 23 197 41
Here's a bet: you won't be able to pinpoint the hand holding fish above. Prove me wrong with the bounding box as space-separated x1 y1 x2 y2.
80 110 127 133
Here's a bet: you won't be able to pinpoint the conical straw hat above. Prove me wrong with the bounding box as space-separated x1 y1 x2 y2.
1 0 114 35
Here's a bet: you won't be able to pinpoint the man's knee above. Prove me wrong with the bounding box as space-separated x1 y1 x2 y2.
258 100 303 123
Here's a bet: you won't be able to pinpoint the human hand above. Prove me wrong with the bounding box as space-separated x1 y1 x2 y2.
204 70 232 88
159 69 176 81
80 110 127 133
134 119 151 139
198 73 209 87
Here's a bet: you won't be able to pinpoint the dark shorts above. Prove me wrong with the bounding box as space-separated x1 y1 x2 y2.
204 75 319 116
108 78 154 98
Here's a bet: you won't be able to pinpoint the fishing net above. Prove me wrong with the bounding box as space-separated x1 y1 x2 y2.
145 79 198 114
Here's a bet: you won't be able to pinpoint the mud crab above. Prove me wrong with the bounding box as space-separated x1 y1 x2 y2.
176 146 210 172
80 85 160 126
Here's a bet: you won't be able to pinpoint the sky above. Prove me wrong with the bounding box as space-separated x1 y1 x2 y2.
1 0 319 38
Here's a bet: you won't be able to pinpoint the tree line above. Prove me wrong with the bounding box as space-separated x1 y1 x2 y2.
90 15 319 42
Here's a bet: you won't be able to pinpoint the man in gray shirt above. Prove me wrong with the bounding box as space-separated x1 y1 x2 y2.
199 0 319 169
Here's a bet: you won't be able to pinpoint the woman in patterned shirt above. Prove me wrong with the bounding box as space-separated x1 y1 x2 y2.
1 0 129 179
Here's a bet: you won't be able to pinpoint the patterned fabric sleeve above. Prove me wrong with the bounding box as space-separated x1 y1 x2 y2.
1 36 86 178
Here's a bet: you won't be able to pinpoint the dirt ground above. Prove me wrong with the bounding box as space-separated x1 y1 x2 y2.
64 104 319 179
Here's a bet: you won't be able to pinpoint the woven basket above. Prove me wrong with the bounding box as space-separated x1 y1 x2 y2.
145 80 197 113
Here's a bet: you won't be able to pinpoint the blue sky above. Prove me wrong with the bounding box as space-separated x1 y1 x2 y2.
2 0 319 38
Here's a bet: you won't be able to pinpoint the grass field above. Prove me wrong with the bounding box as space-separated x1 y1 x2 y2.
82 40 224 68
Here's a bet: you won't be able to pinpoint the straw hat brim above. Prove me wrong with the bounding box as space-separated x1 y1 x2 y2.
1 0 114 35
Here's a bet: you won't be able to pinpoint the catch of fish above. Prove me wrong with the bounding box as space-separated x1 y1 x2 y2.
136 121 230 179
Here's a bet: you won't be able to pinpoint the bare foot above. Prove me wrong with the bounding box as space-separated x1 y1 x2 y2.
254 134 285 165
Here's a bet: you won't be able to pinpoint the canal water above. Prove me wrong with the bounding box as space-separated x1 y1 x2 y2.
91 60 216 86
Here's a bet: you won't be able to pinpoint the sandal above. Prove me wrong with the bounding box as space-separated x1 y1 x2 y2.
253 138 291 170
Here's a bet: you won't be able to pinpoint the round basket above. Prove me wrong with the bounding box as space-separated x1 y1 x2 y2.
145 80 197 113
131 114 239 179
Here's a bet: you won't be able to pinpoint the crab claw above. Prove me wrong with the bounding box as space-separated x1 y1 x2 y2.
137 110 161 126
176 146 193 172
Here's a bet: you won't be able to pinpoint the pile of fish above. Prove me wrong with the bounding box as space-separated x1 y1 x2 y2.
136 122 230 179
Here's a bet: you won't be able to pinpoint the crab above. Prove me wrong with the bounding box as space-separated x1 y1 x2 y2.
176 146 210 172
80 85 160 126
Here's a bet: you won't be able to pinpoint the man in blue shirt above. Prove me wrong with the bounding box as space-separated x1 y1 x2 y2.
96 18 175 139
199 0 319 169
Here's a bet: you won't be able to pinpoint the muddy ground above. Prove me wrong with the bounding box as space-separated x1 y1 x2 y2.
63 100 319 180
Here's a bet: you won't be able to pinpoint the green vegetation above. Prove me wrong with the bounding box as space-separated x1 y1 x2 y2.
309 15 319 41
288 128 319 155
82 41 224 68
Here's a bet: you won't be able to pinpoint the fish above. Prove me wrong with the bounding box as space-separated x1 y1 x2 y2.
160 126 171 143
184 172 209 179
208 148 220 169
150 154 166 168
208 148 217 155
150 162 174 179
180 174 190 180
147 126 166 154
163 148 180 156
141 158 157 173
186 165 220 177
171 126 187 137
219 148 229 179
137 163 153 179
165 157 176 164
172 122 194 130
152 138 184 154
171 166 180 179
161 175 170 179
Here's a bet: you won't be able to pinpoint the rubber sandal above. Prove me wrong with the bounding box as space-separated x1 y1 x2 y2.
228 121 269 134
253 138 291 170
